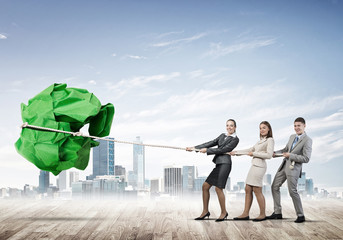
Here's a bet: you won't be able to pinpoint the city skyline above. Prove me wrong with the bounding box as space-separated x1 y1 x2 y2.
0 1 342 191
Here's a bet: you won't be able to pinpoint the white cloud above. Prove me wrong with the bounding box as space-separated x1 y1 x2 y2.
127 55 147 60
88 80 96 85
106 72 180 95
111 53 117 57
152 32 207 47
156 30 184 39
203 38 276 58
311 130 343 163
0 34 7 39
188 70 204 79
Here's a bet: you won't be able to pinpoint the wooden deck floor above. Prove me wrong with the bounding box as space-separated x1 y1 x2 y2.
0 198 343 240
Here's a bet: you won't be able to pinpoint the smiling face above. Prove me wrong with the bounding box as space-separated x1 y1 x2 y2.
260 123 270 137
294 121 306 135
226 120 236 135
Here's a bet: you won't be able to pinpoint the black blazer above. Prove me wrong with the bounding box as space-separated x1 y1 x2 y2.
195 133 239 164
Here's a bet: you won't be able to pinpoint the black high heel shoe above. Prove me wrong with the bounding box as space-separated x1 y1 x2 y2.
194 212 210 220
215 212 228 222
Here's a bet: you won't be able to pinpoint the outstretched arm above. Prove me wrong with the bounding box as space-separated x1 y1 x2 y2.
194 135 221 149
252 138 275 159
207 137 239 155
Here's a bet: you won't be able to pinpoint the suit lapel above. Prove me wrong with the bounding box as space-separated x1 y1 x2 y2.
221 135 233 146
288 135 296 151
290 134 306 152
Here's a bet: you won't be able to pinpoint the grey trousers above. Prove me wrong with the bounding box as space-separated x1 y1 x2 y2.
271 167 304 217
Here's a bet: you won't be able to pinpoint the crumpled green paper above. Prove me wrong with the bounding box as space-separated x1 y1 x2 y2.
15 83 114 175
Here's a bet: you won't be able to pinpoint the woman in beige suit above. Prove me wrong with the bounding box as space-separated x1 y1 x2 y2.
230 121 274 222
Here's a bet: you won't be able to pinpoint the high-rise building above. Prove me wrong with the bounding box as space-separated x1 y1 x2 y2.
298 172 306 192
164 166 182 196
182 166 197 193
263 174 272 185
306 178 314 195
127 170 137 188
58 170 68 191
93 138 115 177
194 177 207 192
69 171 79 188
115 165 126 176
225 176 231 191
133 136 145 189
237 181 245 191
151 178 163 193
39 170 49 193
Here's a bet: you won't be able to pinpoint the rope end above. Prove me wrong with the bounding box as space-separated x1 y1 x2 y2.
21 122 28 128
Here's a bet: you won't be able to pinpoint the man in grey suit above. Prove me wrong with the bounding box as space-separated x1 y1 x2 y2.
267 117 312 223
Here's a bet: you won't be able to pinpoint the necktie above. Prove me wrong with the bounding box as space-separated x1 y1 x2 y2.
291 136 299 150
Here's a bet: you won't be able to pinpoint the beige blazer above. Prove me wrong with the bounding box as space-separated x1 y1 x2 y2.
235 137 274 168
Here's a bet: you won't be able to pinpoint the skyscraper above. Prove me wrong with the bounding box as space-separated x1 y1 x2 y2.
133 136 145 189
151 178 163 194
164 166 182 196
237 181 245 191
306 178 314 195
263 174 272 185
93 138 115 177
298 172 306 192
39 170 49 193
69 171 79 188
182 166 197 193
127 170 137 188
225 176 231 191
194 177 207 192
115 165 126 176
58 170 68 191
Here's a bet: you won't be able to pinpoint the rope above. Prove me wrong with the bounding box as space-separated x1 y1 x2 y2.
20 122 200 152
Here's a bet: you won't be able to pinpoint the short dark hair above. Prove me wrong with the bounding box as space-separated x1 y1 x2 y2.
227 119 236 128
260 121 273 138
294 117 306 124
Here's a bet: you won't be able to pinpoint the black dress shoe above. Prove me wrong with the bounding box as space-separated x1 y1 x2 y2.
233 216 250 220
266 212 283 219
194 212 210 220
215 212 228 222
252 217 267 222
294 216 305 223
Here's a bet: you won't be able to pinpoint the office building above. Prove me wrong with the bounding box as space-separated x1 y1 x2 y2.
133 136 145 189
115 165 126 176
58 170 68 191
225 176 231 191
164 166 182 196
151 178 163 194
237 181 245 191
263 174 272 185
306 178 314 195
93 138 115 177
69 171 79 188
298 172 306 192
128 170 137 188
39 170 49 193
182 166 197 193
194 177 207 192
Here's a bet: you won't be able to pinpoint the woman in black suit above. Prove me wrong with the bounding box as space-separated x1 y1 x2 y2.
186 119 239 222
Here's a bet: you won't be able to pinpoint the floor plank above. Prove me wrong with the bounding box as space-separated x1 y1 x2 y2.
0 198 342 240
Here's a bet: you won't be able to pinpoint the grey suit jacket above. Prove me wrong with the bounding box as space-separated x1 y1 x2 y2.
275 133 312 178
195 133 239 165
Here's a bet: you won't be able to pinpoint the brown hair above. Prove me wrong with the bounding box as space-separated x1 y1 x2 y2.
294 117 306 124
227 119 237 133
260 121 273 138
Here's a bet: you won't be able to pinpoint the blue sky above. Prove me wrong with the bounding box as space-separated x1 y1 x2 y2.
0 1 342 190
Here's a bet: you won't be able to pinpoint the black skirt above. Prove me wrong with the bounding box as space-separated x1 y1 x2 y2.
205 163 231 189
